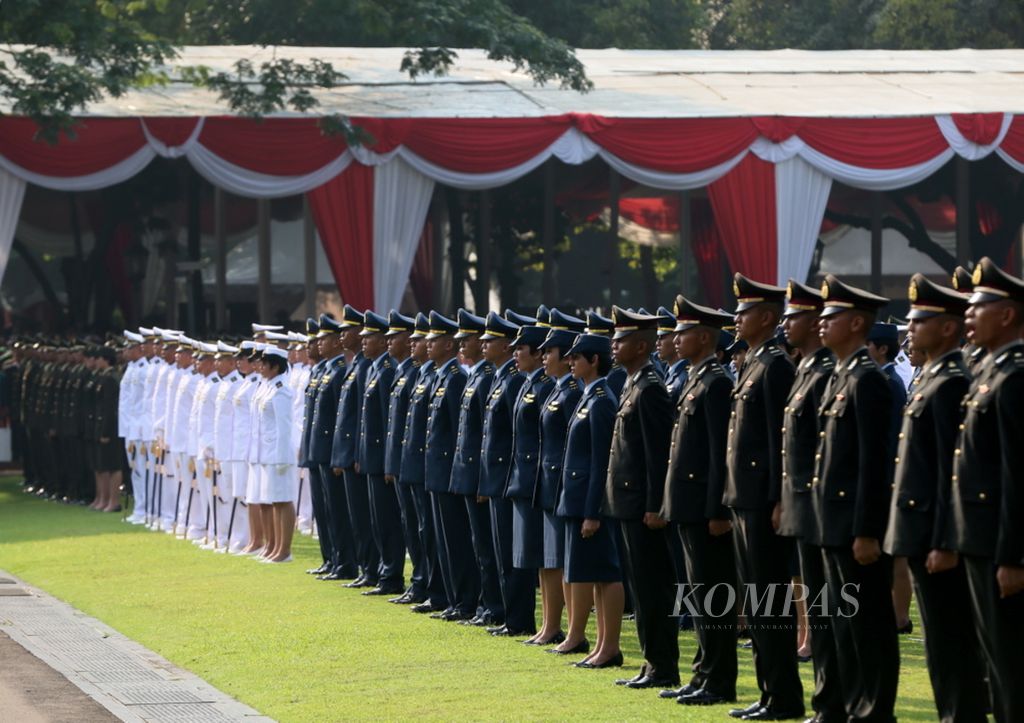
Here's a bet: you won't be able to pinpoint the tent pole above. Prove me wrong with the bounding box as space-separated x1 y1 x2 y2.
870 191 882 294
608 168 620 307
678 189 695 302
257 199 271 322
542 160 556 306
955 157 971 265
477 190 491 310
303 195 316 318
214 187 227 331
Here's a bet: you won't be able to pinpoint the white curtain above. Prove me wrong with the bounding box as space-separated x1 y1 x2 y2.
373 157 435 311
0 166 27 286
774 157 832 285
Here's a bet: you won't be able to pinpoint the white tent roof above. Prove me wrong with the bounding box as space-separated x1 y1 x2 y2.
14 46 1024 118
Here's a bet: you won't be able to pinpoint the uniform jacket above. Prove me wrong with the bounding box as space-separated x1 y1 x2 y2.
664 359 690 405
604 364 673 520
308 355 345 466
778 347 835 538
297 359 327 468
537 374 582 511
479 359 524 498
950 341 1024 564
399 362 435 485
557 378 617 519
330 352 369 469
424 358 468 494
384 357 417 478
450 359 495 495
229 373 259 463
255 373 294 466
723 338 794 510
213 370 243 461
505 367 555 500
883 350 969 557
357 352 395 474
662 357 732 525
810 347 893 548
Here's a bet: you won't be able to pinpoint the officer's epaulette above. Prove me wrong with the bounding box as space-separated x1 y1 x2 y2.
483 365 495 375
644 369 660 383
275 380 283 388
567 379 579 391
594 386 606 397
538 373 551 384
995 347 1024 369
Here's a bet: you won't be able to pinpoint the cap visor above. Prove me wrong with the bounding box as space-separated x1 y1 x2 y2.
819 305 850 318
905 308 941 320
968 290 1006 305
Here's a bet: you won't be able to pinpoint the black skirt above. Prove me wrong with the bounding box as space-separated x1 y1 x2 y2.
542 510 565 569
512 498 545 569
94 439 125 473
563 516 622 583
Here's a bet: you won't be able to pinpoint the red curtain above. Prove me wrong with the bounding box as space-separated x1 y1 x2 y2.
307 163 375 309
0 117 147 176
952 113 1004 145
708 153 776 283
199 117 349 175
692 199 726 309
797 117 949 169
408 223 434 310
999 115 1024 164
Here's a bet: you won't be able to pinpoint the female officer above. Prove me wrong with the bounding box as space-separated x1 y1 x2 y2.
255 346 296 563
555 333 624 668
526 311 584 646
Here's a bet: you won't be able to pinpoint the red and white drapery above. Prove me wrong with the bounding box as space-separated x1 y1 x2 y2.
1 113 1023 310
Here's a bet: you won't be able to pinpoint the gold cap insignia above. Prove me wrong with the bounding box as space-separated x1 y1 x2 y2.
732 280 741 297
972 265 983 285
820 281 830 300
908 280 918 302
786 281 794 300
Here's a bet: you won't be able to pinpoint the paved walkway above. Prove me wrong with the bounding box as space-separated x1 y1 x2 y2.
0 571 273 723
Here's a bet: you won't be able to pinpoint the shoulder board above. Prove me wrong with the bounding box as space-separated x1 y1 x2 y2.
483 366 495 376
767 345 785 357
568 379 579 391
818 356 835 370
644 370 660 383
382 358 392 369
594 386 606 396
275 381 283 388
995 348 1024 368
539 373 550 383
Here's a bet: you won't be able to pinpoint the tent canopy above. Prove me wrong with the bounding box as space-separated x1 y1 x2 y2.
5 46 1024 117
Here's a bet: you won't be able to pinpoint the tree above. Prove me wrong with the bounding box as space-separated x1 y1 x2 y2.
1 0 591 143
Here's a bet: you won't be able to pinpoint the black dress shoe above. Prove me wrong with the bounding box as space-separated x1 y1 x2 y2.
343 575 367 588
410 602 438 614
389 592 413 604
492 627 534 637
318 572 344 581
615 671 647 686
896 619 913 635
548 639 590 655
429 607 454 619
442 610 475 622
625 675 680 690
576 651 623 669
678 688 736 706
730 702 765 718
307 564 330 575
362 586 404 596
741 705 806 721
524 631 565 646
659 683 698 699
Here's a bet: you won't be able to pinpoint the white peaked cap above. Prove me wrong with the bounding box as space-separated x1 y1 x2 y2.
264 331 291 342
263 346 289 360
124 330 144 343
252 323 284 333
199 342 218 354
216 341 240 354
239 340 258 351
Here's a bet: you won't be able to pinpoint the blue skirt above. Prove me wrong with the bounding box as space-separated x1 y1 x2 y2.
563 516 622 583
512 498 545 569
542 510 565 569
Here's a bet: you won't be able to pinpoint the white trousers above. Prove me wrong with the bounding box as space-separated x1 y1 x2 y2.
296 467 313 534
127 440 146 520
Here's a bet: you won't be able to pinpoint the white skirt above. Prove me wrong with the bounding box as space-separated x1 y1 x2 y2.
259 464 297 504
231 461 249 498
245 462 262 504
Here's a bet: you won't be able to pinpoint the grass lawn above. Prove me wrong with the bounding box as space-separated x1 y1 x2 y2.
0 475 942 721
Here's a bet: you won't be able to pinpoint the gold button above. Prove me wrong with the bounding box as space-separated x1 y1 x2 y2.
952 475 958 482
894 457 900 464
898 433 904 440
979 492 986 500
815 453 821 460
954 449 961 456
838 490 846 497
819 431 826 438
806 482 812 489
688 473 695 480
908 499 915 507
959 424 965 430
812 476 819 484
751 461 757 467
781 427 786 433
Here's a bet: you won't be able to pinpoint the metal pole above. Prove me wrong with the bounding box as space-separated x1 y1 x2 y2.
303 195 317 318
257 199 272 322
214 187 227 330
955 157 971 266
870 191 883 294
477 190 492 310
608 169 620 307
542 160 556 305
